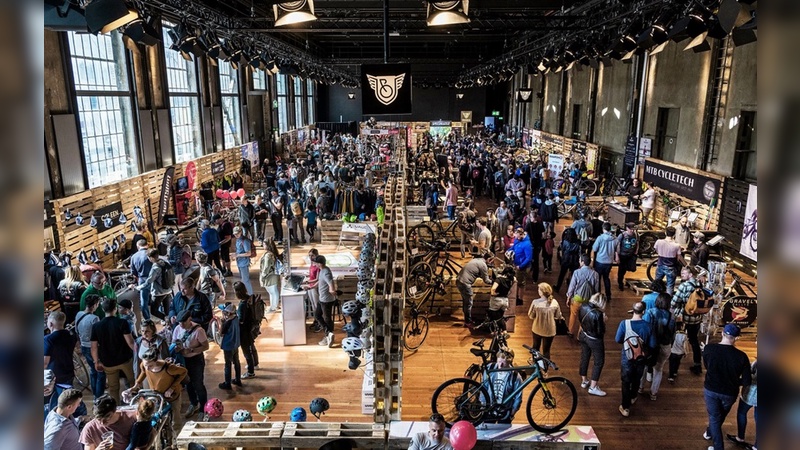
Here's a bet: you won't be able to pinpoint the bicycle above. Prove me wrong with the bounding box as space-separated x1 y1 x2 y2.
208 305 225 346
645 248 725 281
407 213 471 259
742 209 757 253
551 170 598 197
598 172 630 196
406 240 465 301
431 344 578 432
122 389 175 450
699 268 757 348
463 316 512 382
43 315 91 392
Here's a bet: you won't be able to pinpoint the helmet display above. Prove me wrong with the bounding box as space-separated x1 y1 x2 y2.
341 300 359 316
232 409 253 422
290 407 307 422
257 396 277 415
204 398 224 418
341 337 364 352
359 279 375 289
356 290 369 304
309 397 330 418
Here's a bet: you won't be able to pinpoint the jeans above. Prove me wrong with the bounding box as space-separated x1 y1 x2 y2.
447 205 456 220
654 264 677 294
104 359 134 404
151 293 172 320
81 346 106 398
736 400 757 446
315 301 335 334
184 354 208 408
271 214 284 242
668 353 684 377
207 249 224 273
579 332 605 381
139 286 152 321
293 215 306 242
531 246 542 282
555 264 577 291
641 344 671 395
617 255 636 288
306 223 317 241
531 333 554 359
686 322 703 366
594 262 613 300
238 263 253 294
620 359 646 409
457 281 473 323
241 339 259 374
255 219 267 242
704 388 737 450
223 348 241 384
543 252 553 272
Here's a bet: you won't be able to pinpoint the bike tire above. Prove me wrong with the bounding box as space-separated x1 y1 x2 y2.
552 179 568 196
638 232 657 257
646 259 658 282
750 230 757 253
210 320 223 346
407 224 437 256
525 376 578 433
113 280 129 295
580 179 598 197
407 261 434 300
73 351 90 392
403 314 429 351
431 377 490 427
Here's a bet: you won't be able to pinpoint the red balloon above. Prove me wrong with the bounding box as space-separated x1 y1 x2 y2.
221 191 230 199
230 190 239 199
216 189 224 198
237 188 246 198
449 421 477 450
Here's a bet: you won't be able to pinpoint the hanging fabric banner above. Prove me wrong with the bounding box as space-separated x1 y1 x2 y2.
156 166 175 226
361 63 412 115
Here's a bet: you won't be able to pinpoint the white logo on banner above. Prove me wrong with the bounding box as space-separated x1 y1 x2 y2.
461 111 472 122
519 90 532 101
367 73 406 106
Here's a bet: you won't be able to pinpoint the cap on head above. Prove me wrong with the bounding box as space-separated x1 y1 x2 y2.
233 226 242 235
723 323 741 337
177 310 192 323
118 299 133 310
224 303 236 314
693 231 705 241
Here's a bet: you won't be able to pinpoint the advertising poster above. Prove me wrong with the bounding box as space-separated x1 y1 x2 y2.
642 159 721 204
547 153 564 176
739 184 757 261
240 141 260 167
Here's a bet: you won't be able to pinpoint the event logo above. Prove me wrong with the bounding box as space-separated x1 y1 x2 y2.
367 73 406 106
703 181 716 201
461 111 473 122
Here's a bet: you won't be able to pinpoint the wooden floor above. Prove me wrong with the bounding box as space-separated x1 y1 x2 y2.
158 221 757 450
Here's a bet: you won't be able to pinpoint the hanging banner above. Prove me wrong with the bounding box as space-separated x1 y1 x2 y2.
95 201 123 232
240 141 260 168
642 159 721 204
361 63 412 115
211 159 226 176
460 111 473 123
156 166 175 226
547 153 564 175
623 135 638 175
516 88 533 102
571 140 587 155
185 161 197 190
739 184 757 261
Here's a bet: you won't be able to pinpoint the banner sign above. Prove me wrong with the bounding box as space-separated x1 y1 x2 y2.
361 63 412 115
547 153 564 175
96 201 123 232
156 166 175 226
211 159 226 176
571 140 587 155
642 159 721 204
739 184 757 261
623 135 638 175
460 111 473 123
240 141 259 168
516 88 533 102
721 296 757 328
431 120 451 127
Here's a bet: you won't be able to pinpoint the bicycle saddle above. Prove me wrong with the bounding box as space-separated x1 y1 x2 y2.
433 239 449 250
472 338 486 348
470 348 493 357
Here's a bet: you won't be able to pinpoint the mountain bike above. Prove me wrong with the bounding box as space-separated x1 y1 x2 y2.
646 249 725 281
463 316 512 382
431 344 578 433
742 209 757 253
406 240 465 301
407 213 471 259
552 170 598 197
598 172 630 196
699 269 757 348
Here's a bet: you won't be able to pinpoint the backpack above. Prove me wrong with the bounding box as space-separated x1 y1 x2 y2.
494 171 503 185
201 265 221 294
157 260 175 290
685 285 714 315
577 224 589 243
542 168 551 180
180 244 193 270
654 313 675 346
623 320 647 362
250 294 266 336
58 282 81 304
619 234 638 256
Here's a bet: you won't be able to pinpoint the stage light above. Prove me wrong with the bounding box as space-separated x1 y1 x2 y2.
426 0 470 26
684 31 709 51
122 15 160 46
274 0 317 27
717 0 753 33
668 11 707 42
85 0 139 35
649 41 669 55
731 15 757 46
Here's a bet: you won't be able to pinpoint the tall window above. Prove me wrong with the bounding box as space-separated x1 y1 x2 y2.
294 76 304 127
306 80 314 124
276 74 289 133
732 111 756 181
219 63 241 149
252 68 267 91
67 31 139 188
162 22 203 162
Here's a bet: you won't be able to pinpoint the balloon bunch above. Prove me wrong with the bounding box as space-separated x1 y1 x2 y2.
216 188 247 200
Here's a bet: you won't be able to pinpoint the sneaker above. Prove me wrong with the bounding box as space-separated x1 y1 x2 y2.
668 375 676 383
638 388 644 394
318 335 330 346
691 364 703 375
232 379 242 387
646 372 653 382
253 365 260 370
218 382 232 390
703 430 711 440
185 404 199 419
311 326 324 333
580 380 590 389
327 332 335 348
631 396 638 405
242 372 256 379
199 413 209 422
588 386 607 397
649 393 657 401
618 405 630 417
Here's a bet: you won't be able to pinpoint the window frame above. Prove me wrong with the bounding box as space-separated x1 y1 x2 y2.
219 62 242 149
276 74 290 134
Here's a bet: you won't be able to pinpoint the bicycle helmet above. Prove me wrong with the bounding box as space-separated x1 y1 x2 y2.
44 369 55 397
341 337 364 352
359 279 375 290
356 291 369 304
204 398 224 418
309 397 330 419
232 409 253 422
289 407 307 422
341 301 359 316
257 396 277 415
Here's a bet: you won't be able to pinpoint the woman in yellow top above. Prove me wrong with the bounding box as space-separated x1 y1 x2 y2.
131 347 187 405
527 282 563 360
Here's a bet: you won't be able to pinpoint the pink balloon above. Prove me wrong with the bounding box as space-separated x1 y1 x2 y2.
216 189 224 198
449 421 477 450
237 188 246 198
221 191 230 199
230 190 239 199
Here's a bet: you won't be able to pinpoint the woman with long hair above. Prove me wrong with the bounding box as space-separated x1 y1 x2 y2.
57 264 86 322
527 282 562 360
578 293 608 397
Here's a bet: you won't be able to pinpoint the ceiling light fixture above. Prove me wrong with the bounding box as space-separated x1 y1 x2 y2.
84 0 139 35
122 14 160 46
426 0 470 27
274 0 317 27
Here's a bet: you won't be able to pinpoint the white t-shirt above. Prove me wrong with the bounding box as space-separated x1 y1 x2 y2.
641 188 656 209
409 432 453 450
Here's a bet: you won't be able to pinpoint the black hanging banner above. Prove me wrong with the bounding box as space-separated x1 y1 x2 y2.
516 88 533 102
642 159 721 204
95 201 123 232
211 159 226 176
571 140 587 155
157 166 175 226
622 135 638 177
361 63 412 115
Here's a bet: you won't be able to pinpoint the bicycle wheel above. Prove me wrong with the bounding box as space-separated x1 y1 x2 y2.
113 280 129 295
407 261 434 300
210 319 223 346
552 179 568 196
403 314 429 350
579 179 598 197
646 259 658 282
407 224 436 256
557 202 571 219
72 351 90 392
431 378 490 427
525 376 578 433
638 232 657 257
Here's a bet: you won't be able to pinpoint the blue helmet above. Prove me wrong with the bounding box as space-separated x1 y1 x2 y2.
290 407 307 422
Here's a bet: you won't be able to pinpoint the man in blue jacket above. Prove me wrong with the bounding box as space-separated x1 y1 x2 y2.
510 227 532 306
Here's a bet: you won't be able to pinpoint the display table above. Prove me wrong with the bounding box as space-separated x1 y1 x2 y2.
606 203 640 227
280 286 307 346
389 422 600 450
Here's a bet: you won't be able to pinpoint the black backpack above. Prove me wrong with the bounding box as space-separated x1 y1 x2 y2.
250 294 266 336
654 313 676 346
619 233 638 256
157 260 175 290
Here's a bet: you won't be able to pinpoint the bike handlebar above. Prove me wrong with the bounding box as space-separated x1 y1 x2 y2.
522 344 559 371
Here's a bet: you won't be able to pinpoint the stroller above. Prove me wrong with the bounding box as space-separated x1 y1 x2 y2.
121 389 175 450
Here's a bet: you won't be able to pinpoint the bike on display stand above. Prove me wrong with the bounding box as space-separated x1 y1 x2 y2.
698 263 758 348
463 316 512 383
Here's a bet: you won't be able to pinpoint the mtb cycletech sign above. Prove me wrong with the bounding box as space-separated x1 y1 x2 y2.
642 159 721 204
361 63 412 115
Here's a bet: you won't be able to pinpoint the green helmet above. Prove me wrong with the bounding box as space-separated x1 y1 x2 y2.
257 396 277 415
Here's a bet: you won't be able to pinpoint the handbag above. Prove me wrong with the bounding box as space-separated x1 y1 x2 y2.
555 318 570 336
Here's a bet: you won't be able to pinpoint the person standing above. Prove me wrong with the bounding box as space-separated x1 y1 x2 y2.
554 228 582 293
236 281 259 379
91 297 136 404
269 189 285 244
488 266 515 329
238 195 256 241
527 283 562 360
168 277 213 333
444 179 459 220
130 239 153 321
75 295 105 397
674 215 692 248
408 413 454 450
218 303 242 390
702 324 752 450
653 226 683 294
172 310 210 421
456 254 493 328
566 255 600 338
80 271 116 319
495 201 510 236
484 348 524 423
44 388 83 450
253 194 270 245
233 226 254 295
728 360 757 450
525 212 545 283
216 213 235 277
691 231 711 269
615 222 639 291
166 234 186 287
303 248 322 332
614 301 657 417
641 293 676 401
131 249 174 320
539 193 558 234
510 228 532 306
543 231 556 274
44 311 84 416
315 255 338 348
131 347 186 407
671 266 707 375
578 293 608 397
640 184 656 225
196 251 226 309
470 218 492 256
592 222 617 301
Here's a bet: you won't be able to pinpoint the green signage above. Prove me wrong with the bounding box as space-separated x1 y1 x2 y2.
491 111 500 117
498 117 504 121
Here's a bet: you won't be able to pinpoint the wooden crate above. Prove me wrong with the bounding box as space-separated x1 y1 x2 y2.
281 422 387 449
176 421 285 449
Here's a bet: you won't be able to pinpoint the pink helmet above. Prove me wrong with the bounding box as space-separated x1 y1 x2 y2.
204 398 224 418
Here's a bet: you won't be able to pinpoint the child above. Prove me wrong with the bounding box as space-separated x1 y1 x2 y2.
118 299 138 338
668 322 688 382
463 189 474 211
304 205 318 242
218 302 242 390
126 398 155 450
543 231 556 274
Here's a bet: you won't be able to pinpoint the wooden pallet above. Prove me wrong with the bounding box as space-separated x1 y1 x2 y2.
626 278 652 295
176 421 285 449
281 422 387 449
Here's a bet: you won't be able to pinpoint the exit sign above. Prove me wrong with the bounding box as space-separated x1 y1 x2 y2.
491 110 500 116
498 117 504 121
